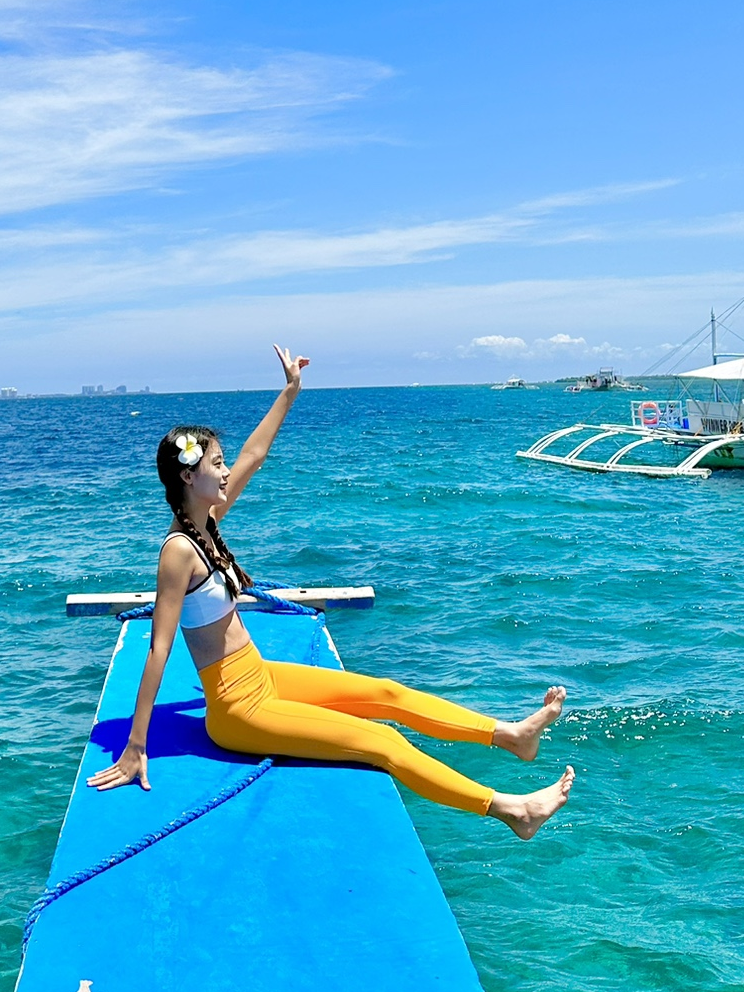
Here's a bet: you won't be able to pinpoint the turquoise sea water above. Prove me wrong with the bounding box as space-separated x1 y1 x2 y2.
1 383 743 991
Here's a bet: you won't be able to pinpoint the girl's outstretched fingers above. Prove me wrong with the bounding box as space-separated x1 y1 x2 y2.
86 749 151 792
487 765 575 840
273 343 310 382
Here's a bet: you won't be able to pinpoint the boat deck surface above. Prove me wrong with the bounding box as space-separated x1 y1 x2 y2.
16 612 483 992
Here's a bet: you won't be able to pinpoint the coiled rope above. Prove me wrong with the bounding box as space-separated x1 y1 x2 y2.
244 583 326 668
25 580 325 952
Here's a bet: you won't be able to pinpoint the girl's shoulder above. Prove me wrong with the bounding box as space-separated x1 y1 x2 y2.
160 530 209 565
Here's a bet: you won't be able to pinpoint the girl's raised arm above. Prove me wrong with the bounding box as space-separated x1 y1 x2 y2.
213 345 309 522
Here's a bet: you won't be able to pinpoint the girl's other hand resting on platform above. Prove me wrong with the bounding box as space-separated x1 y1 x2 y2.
87 744 151 792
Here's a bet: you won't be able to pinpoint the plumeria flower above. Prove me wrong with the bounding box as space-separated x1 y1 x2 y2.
176 433 203 466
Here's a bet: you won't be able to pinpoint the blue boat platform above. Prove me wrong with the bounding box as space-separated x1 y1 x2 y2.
16 611 484 991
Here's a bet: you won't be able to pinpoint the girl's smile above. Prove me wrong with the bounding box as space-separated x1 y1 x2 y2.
186 442 231 506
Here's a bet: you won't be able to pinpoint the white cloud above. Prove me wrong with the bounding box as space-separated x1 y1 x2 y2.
0 48 392 213
499 331 612 362
633 212 744 240
0 226 108 249
5 193 732 313
547 333 587 346
589 341 625 357
467 334 528 355
4 169 744 315
519 179 681 214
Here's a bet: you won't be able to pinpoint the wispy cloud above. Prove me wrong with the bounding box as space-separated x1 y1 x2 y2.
0 48 392 213
0 179 719 312
624 212 744 240
0 225 108 249
527 210 744 248
519 179 681 214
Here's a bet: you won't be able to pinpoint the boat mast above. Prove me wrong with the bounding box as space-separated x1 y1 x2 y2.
711 308 720 401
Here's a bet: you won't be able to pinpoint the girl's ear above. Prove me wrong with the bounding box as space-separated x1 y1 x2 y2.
180 468 194 486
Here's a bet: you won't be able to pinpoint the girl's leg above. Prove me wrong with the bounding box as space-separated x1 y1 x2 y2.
206 693 575 833
266 661 494 743
265 662 566 759
207 694 493 814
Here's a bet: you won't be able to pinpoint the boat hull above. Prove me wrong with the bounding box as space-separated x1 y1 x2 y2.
698 440 744 469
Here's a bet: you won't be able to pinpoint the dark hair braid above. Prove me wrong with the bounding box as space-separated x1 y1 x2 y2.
206 515 252 590
157 425 251 600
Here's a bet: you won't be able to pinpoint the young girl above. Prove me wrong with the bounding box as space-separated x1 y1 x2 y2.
88 346 575 838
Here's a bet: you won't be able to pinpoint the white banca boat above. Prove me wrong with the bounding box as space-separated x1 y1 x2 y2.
563 367 646 393
491 376 538 391
517 304 744 480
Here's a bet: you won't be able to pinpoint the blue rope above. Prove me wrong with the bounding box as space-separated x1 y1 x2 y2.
22 757 274 954
243 585 326 666
116 602 155 621
252 578 299 592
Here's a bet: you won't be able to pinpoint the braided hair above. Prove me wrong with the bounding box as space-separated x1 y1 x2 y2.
156 425 252 598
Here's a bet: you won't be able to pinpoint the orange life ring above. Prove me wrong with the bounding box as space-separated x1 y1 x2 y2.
639 400 660 426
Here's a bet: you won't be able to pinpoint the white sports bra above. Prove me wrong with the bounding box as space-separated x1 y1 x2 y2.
161 532 240 629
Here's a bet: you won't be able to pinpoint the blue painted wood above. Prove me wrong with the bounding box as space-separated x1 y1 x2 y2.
16 614 484 992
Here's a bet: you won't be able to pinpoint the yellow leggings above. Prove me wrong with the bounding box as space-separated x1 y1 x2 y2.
198 640 497 816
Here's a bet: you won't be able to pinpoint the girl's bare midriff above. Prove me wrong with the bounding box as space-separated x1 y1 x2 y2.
182 609 251 672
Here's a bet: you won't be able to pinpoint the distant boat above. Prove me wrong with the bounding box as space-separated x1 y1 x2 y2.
491 376 538 391
564 367 645 393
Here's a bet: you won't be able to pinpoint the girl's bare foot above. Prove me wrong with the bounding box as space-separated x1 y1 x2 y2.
487 765 575 839
491 686 567 761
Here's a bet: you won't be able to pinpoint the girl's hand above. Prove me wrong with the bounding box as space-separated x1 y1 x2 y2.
86 743 151 792
273 344 310 389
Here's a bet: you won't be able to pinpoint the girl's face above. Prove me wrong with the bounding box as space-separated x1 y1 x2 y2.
186 440 230 506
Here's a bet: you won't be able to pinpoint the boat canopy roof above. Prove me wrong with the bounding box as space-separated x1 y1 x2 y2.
679 357 744 380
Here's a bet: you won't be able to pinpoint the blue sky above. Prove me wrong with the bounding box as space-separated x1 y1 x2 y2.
2 0 744 392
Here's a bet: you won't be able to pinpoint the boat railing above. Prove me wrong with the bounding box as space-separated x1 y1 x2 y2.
630 399 687 430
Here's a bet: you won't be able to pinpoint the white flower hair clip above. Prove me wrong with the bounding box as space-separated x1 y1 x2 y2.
176 433 203 466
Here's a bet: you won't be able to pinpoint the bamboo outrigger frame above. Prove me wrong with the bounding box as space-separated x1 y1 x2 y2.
516 421 739 479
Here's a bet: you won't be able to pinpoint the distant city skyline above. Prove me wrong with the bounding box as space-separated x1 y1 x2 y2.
80 384 151 395
2 1 744 393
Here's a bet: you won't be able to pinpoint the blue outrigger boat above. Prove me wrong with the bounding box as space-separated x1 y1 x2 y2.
16 589 484 992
